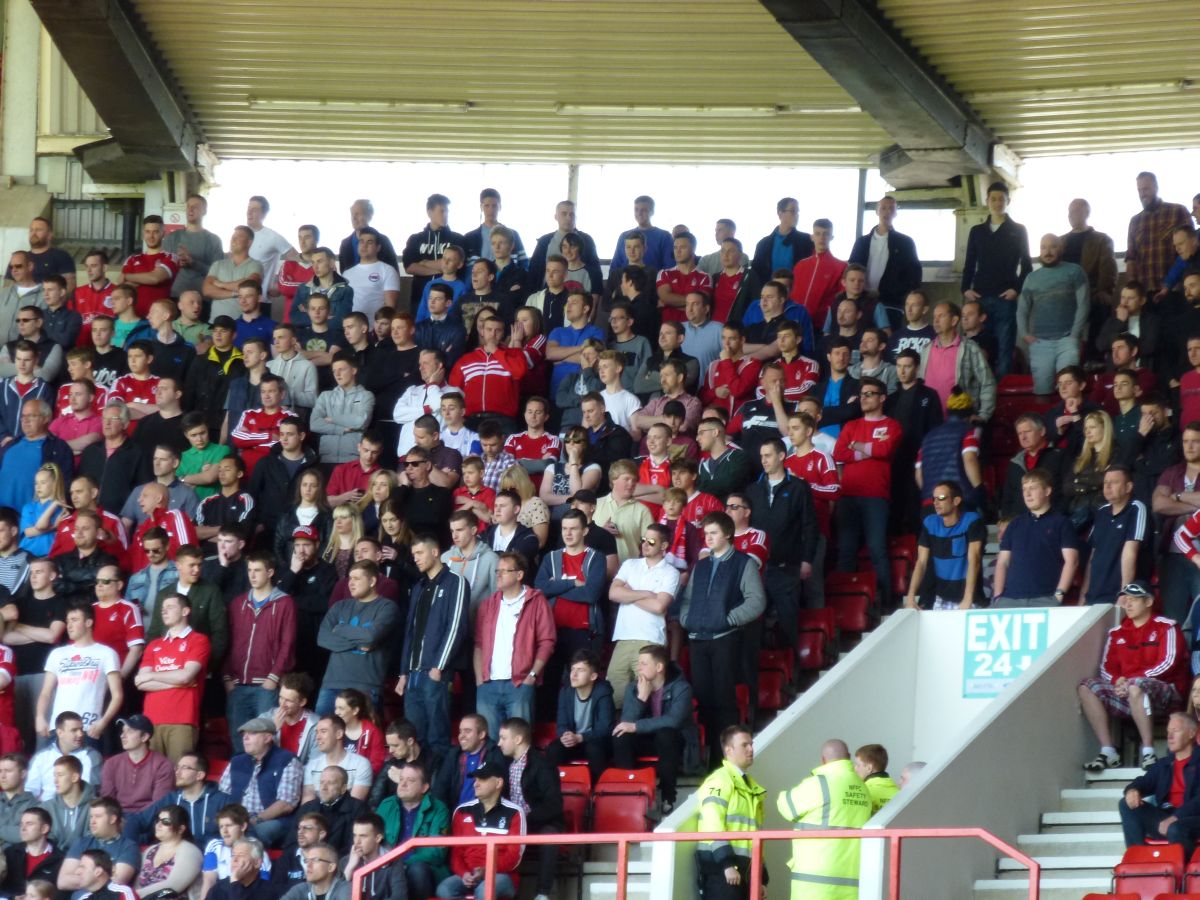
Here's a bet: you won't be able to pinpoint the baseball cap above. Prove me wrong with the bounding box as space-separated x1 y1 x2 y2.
238 717 276 734
211 315 237 331
118 714 155 736
1120 581 1153 600
568 489 597 505
468 761 506 781
292 525 319 543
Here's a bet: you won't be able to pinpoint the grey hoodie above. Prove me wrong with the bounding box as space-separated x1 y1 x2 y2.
46 780 97 848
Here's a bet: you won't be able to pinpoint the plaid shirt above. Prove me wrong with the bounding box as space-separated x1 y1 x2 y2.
218 753 303 816
508 751 530 815
1126 199 1191 290
482 450 519 491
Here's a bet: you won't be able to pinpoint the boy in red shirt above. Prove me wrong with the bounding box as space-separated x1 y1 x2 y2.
1079 581 1189 772
453 456 496 531
108 341 159 425
134 592 210 761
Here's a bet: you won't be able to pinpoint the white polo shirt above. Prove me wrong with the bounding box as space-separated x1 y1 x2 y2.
612 557 680 646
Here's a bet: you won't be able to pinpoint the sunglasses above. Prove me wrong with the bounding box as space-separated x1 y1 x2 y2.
640 537 658 546
404 460 426 467
932 494 951 502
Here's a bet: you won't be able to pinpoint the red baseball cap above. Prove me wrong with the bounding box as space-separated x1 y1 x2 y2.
292 525 319 543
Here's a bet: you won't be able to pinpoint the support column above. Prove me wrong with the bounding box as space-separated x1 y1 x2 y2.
1 0 40 179
567 163 579 205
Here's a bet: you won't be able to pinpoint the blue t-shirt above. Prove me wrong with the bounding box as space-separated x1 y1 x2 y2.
999 510 1079 600
0 437 44 510
1085 500 1149 605
68 834 142 899
235 315 277 349
820 377 845 439
458 748 486 807
771 231 793 274
547 323 604 397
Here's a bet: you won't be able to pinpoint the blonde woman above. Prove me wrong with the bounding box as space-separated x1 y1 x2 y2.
19 463 66 556
500 465 550 548
1065 409 1114 531
322 503 364 579
359 468 397 533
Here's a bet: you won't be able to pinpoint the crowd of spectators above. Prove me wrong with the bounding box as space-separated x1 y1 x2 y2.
0 172 1198 895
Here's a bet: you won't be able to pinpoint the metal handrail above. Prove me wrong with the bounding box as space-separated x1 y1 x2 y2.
349 825 1041 900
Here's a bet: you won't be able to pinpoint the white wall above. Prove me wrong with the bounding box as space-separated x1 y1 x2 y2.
651 605 1110 899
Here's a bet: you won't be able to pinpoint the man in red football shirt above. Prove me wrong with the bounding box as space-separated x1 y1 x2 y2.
91 563 145 680
75 250 115 338
656 232 712 324
135 592 210 761
128 487 198 571
833 376 902 605
700 324 761 417
121 216 179 317
503 396 560 484
230 374 294 477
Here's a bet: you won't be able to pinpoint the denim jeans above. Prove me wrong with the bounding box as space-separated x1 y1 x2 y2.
227 684 277 751
1027 335 1079 394
1162 553 1200 625
251 816 289 849
983 295 1016 378
403 671 450 751
835 496 892 605
315 686 380 717
436 873 516 899
476 680 534 741
1119 797 1200 848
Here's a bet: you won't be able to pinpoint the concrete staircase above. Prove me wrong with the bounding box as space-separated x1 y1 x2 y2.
972 767 1136 899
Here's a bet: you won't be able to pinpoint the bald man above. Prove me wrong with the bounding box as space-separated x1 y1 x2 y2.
127 482 198 571
777 739 872 899
1016 233 1090 394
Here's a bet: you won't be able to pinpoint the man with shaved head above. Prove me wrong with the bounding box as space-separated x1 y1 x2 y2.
777 737 872 898
1016 233 1090 395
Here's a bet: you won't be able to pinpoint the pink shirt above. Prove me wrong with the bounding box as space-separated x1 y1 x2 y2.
924 335 960 410
48 412 102 457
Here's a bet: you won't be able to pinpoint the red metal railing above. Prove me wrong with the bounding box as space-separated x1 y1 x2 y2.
350 826 1041 900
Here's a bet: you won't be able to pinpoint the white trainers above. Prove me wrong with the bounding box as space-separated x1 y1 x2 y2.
1083 752 1120 773
1141 749 1158 770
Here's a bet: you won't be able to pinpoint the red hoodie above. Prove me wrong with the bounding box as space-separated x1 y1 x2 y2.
1101 614 1189 698
448 797 525 880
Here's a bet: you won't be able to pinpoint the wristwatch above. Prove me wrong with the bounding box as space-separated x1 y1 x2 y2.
1054 589 1065 600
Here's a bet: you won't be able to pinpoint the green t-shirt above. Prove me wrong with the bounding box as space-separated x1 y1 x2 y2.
177 443 231 499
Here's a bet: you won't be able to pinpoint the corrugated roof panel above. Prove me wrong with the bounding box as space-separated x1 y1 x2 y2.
127 0 891 165
877 0 1200 157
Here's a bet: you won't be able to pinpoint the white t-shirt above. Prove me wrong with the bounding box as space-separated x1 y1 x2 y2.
602 389 642 430
303 749 374 792
612 557 680 645
248 226 294 296
44 641 120 729
488 590 526 681
867 228 890 292
345 261 401 319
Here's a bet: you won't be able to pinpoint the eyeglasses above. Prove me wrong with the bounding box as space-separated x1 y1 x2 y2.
496 568 519 575
859 391 883 398
640 537 658 546
175 764 197 772
725 504 746 511
305 858 337 867
932 494 951 502
297 824 321 832
16 318 36 324
96 577 119 585
155 817 173 826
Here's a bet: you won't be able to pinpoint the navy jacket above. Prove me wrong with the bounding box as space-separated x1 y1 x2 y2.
482 523 541 575
555 679 615 744
399 565 468 673
620 663 693 734
751 228 814 283
535 546 607 636
124 783 233 846
1127 750 1200 817
849 228 923 309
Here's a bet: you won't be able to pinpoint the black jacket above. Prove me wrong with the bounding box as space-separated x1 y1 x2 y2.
849 228 923 309
1126 750 1200 817
481 523 540 574
202 555 250 606
812 374 861 431
79 438 152 513
432 740 505 811
183 349 246 433
277 559 339 682
339 231 399 272
961 217 1033 296
555 679 615 745
208 875 284 900
751 229 814 283
1 841 63 896
504 748 564 831
291 792 366 856
368 745 442 808
746 472 818 565
1000 446 1067 519
587 416 634 494
1131 425 1181 504
56 549 118 603
884 380 944 463
250 443 320 536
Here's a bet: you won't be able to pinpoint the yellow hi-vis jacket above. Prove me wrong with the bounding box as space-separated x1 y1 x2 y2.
776 757 873 900
695 758 767 870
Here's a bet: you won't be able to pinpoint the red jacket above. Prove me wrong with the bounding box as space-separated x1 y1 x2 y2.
701 355 761 416
448 347 528 418
1101 614 1189 698
833 415 902 499
128 507 197 571
474 587 556 687
780 354 821 401
448 797 525 879
224 587 296 686
791 252 847 328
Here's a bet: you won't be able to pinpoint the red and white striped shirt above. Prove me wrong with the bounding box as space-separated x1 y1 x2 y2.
129 507 197 571
1174 508 1200 560
50 508 128 557
504 431 560 462
231 406 295 476
122 251 179 317
109 373 159 411
701 355 762 416
780 354 821 400
448 348 528 417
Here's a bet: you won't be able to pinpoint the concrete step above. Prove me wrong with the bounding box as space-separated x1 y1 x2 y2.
1084 766 1147 786
974 876 1110 900
1059 787 1123 812
586 881 651 900
1017 830 1125 857
996 854 1120 873
1041 810 1120 827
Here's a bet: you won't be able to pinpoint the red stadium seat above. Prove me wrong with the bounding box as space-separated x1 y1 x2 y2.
1080 894 1139 899
827 591 871 634
558 767 591 834
797 608 838 647
593 767 656 834
533 722 557 750
1113 844 1184 898
998 374 1034 395
1183 845 1200 892
757 668 787 712
759 649 794 685
735 684 750 724
795 629 830 672
207 758 228 782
